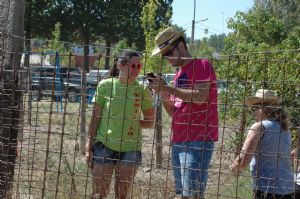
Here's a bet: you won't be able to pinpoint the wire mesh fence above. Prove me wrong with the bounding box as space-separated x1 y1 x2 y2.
1 34 300 199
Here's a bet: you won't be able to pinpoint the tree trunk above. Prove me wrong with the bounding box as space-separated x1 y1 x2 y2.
80 35 90 154
0 0 25 198
104 41 111 70
25 28 32 124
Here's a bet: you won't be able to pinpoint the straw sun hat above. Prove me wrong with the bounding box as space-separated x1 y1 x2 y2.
152 27 185 56
245 89 282 106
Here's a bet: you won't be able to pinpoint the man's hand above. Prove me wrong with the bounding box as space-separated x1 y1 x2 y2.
146 73 167 93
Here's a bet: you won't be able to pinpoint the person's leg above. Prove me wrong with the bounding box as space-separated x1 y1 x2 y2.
178 142 214 199
253 189 264 199
114 151 141 199
276 193 293 199
172 143 184 196
179 149 197 197
197 142 214 198
91 142 116 198
92 164 114 198
253 189 274 199
253 190 294 199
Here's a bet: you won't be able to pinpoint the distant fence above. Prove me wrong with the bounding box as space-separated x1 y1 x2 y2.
1 34 300 198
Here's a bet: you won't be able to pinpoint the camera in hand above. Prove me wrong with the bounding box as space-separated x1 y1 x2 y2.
145 72 155 82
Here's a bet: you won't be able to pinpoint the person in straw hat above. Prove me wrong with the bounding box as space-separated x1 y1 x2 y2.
147 26 218 199
230 89 294 199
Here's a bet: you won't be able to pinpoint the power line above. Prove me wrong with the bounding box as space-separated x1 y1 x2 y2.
181 21 193 28
196 24 223 34
195 26 222 35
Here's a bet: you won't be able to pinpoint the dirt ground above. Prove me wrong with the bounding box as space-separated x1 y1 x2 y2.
14 103 250 198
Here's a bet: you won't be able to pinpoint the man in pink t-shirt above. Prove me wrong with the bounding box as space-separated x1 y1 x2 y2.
149 27 218 199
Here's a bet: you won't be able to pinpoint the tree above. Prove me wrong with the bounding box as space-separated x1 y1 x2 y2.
46 22 71 65
111 39 138 58
259 0 300 32
0 0 25 198
193 38 215 58
226 8 287 50
141 0 173 73
219 2 300 153
24 0 56 73
192 33 226 57
207 34 226 52
116 1 148 51
24 0 55 39
141 0 173 168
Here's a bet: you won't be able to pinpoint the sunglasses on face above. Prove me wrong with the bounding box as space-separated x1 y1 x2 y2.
163 45 177 57
250 104 264 112
119 60 142 70
129 63 142 70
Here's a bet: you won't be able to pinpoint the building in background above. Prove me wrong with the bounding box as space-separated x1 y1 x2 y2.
21 54 51 66
72 46 102 70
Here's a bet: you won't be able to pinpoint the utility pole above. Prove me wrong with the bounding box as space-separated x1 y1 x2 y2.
191 0 196 53
191 1 208 54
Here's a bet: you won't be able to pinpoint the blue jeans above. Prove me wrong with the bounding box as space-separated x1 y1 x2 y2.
92 142 142 165
172 141 214 197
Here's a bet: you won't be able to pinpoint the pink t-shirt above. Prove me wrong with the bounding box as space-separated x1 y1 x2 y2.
170 59 218 143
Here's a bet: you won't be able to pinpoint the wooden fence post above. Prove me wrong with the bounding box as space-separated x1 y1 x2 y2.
154 94 162 168
0 0 25 198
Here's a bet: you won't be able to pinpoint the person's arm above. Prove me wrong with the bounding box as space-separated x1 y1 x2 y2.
160 91 174 116
291 148 300 172
140 108 155 128
161 82 210 104
85 103 102 167
148 75 211 104
230 122 262 174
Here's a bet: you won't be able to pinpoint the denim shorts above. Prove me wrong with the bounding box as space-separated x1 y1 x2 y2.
92 142 142 165
172 141 214 197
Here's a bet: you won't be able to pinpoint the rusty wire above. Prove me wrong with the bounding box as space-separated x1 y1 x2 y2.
0 34 300 199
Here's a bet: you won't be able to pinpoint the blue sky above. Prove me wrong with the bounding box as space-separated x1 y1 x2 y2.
171 0 254 39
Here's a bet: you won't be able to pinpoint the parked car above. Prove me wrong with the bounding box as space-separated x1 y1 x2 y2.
85 69 109 103
31 66 81 102
87 69 109 87
59 67 82 85
31 66 82 85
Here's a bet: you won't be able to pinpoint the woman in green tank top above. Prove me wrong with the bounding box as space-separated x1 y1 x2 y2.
85 50 155 199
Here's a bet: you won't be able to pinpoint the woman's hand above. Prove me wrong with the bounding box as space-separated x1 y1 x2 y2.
230 163 240 175
85 138 93 169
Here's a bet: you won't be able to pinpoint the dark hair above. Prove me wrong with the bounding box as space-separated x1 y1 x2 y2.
108 50 141 77
261 103 289 131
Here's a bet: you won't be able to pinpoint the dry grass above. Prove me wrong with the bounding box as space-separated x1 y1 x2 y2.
13 99 253 199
